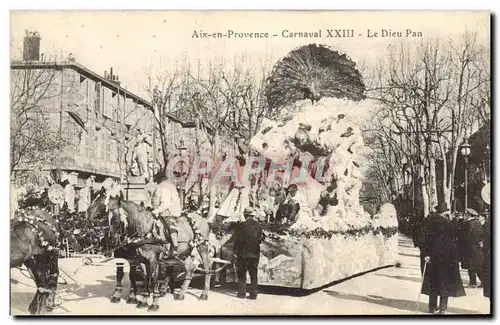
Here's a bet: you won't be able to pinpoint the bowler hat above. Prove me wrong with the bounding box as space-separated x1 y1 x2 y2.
435 202 450 214
243 207 256 217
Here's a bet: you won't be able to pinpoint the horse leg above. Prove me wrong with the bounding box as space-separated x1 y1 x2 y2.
26 257 50 315
198 244 212 300
46 254 59 311
148 257 160 312
158 261 169 297
110 261 125 303
126 261 139 304
175 256 195 301
160 275 170 296
136 261 149 308
24 258 41 315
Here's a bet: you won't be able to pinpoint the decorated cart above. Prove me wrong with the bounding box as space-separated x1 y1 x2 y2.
213 44 399 290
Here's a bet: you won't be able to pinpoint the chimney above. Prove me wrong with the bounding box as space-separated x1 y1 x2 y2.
105 67 121 86
23 30 41 61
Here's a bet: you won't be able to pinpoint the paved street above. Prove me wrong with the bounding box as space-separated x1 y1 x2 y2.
10 235 490 315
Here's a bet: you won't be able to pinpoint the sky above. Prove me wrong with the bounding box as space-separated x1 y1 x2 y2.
10 11 490 102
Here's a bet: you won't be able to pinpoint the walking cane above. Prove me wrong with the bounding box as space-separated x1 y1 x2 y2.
415 259 429 313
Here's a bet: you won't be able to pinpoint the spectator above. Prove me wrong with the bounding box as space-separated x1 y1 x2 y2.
233 207 264 300
461 208 485 288
481 210 490 302
419 202 465 314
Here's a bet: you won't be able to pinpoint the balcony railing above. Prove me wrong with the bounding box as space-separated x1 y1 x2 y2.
60 152 121 177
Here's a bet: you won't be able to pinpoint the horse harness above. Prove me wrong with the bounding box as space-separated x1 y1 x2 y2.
111 211 209 255
12 208 62 308
12 208 61 252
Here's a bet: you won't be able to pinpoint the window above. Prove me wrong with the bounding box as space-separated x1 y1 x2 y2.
116 94 125 122
100 131 106 160
106 131 112 161
79 130 88 156
115 142 120 162
86 127 93 158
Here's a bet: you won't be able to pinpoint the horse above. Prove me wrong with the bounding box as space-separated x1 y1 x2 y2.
10 208 81 314
85 190 144 304
106 194 212 311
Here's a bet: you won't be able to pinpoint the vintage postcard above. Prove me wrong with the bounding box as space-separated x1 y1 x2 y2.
9 10 491 316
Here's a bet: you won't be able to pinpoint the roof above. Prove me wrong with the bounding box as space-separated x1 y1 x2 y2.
11 60 153 109
11 60 195 127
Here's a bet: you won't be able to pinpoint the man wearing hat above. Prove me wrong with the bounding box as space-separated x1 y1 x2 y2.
461 208 485 288
481 209 490 302
419 202 465 314
233 206 264 299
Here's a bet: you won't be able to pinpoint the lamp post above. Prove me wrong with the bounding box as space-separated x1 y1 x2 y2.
484 144 490 183
460 138 471 214
176 139 188 209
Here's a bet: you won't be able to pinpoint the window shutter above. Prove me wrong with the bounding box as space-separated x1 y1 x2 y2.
78 75 88 112
103 88 112 118
95 82 101 115
99 131 106 160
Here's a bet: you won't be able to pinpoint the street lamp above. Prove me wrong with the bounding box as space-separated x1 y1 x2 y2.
460 138 471 214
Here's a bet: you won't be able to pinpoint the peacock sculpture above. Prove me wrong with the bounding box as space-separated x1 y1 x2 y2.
265 44 366 113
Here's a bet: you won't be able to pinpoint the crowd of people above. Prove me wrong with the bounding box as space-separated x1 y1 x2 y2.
413 203 490 314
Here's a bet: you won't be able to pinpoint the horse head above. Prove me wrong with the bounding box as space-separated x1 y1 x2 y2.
106 194 126 247
85 190 107 220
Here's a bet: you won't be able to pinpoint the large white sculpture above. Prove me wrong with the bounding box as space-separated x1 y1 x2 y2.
250 98 375 231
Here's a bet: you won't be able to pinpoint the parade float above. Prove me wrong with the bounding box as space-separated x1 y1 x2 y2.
215 44 399 290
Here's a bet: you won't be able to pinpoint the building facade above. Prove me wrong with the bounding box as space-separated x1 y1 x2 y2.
10 33 158 211
11 60 155 184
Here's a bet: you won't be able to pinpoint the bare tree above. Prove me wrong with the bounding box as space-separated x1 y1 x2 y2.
365 32 490 217
144 55 271 218
10 60 68 175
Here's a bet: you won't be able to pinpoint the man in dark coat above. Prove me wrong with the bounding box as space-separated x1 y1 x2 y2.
461 208 485 288
455 213 468 266
420 202 466 314
412 216 427 276
234 207 264 299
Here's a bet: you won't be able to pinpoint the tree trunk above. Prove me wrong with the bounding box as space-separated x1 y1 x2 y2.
194 116 202 205
437 136 451 209
208 128 221 222
420 164 430 218
429 156 438 211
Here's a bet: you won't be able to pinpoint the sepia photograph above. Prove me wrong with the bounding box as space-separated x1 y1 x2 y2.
9 10 491 316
